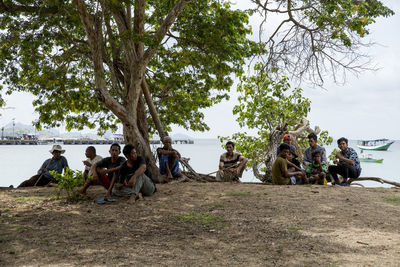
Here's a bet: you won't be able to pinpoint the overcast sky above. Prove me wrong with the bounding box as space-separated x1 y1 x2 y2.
1 0 399 140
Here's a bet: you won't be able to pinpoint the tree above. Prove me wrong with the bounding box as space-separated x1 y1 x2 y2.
250 0 394 85
220 64 332 182
0 0 259 181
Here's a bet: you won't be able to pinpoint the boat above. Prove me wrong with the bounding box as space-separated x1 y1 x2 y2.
357 139 394 151
359 153 383 163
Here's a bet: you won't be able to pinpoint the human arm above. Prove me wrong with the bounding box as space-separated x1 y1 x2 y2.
287 160 303 172
157 148 180 158
37 159 50 175
321 147 327 165
235 156 248 175
127 164 147 187
335 152 354 165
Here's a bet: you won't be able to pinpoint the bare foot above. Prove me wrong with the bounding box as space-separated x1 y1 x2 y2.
137 193 143 201
128 194 136 204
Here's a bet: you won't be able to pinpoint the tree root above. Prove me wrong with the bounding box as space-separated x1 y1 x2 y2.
349 177 400 188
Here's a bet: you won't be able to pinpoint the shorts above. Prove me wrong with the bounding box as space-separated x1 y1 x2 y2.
98 174 111 190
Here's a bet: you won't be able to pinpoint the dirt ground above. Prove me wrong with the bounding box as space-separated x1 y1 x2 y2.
1 182 400 266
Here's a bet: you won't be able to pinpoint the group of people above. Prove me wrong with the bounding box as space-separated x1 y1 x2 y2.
17 133 361 203
272 133 362 186
17 136 180 204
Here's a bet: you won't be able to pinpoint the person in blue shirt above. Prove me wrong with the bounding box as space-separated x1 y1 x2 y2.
18 144 69 187
328 137 361 186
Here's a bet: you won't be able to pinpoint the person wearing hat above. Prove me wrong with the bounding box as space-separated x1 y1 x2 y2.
18 144 69 187
276 134 297 156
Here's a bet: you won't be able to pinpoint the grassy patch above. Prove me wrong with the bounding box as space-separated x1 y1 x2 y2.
2 208 10 213
288 225 304 232
13 196 44 203
177 212 227 230
225 191 258 197
9 225 25 230
384 196 400 203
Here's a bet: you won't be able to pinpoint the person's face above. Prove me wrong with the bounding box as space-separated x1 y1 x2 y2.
163 140 172 149
85 148 94 159
308 138 317 148
313 155 321 164
338 141 348 152
280 149 289 159
109 145 121 158
52 150 62 160
287 152 294 161
128 149 137 161
226 144 234 154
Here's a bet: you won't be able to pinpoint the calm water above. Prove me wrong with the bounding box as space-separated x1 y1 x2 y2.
1 139 398 187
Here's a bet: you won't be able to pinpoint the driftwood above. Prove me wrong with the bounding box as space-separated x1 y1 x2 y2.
179 158 217 183
349 177 400 188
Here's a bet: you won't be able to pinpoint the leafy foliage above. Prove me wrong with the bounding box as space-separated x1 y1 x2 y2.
0 1 260 135
50 168 85 201
221 64 311 166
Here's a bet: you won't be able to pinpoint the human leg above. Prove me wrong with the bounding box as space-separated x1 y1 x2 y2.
328 165 341 184
18 175 50 187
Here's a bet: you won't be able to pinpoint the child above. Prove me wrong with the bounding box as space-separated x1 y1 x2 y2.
305 151 327 185
272 143 306 185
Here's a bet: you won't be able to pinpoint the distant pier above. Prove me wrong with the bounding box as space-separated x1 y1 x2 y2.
0 138 194 145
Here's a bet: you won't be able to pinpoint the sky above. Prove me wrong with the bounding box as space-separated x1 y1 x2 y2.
1 0 399 140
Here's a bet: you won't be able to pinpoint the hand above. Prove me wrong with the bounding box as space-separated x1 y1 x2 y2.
333 160 338 165
83 160 90 167
41 168 47 174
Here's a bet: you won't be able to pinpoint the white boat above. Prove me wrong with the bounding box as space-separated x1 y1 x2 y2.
357 139 394 151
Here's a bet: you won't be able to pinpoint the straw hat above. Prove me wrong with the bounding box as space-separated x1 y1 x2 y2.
49 144 65 154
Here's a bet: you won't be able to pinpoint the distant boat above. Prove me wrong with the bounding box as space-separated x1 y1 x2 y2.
359 153 383 163
357 139 394 151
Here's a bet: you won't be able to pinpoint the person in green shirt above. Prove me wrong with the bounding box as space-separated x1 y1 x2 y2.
272 143 305 185
305 151 327 185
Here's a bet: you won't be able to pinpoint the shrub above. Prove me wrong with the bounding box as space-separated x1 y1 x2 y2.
49 168 85 201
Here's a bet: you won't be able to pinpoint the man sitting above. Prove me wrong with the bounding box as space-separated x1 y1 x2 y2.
272 143 306 185
82 146 103 181
157 136 181 179
328 137 361 186
303 133 327 167
216 141 247 182
112 144 156 204
77 143 125 196
18 144 68 187
305 151 327 185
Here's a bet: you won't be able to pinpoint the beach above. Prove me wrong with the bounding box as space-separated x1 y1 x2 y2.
1 183 400 266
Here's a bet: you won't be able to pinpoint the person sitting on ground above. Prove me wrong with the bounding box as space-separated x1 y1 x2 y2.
18 144 69 187
156 136 181 179
276 134 296 155
305 151 327 185
82 146 103 181
272 143 306 185
303 133 327 167
216 141 248 182
328 137 361 186
286 147 307 185
77 143 125 196
112 144 156 204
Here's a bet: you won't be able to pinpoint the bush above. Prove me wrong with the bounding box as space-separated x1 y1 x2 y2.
49 168 85 201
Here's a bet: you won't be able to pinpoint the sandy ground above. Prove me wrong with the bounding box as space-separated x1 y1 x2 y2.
1 182 400 266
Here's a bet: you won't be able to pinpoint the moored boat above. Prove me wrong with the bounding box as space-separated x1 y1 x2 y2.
357 139 394 151
359 153 383 163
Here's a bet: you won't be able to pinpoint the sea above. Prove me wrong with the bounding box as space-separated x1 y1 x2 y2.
1 139 399 188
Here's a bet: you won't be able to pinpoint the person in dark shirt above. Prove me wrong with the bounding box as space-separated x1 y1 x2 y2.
328 137 361 186
156 136 181 179
77 143 125 196
18 144 69 187
112 144 156 204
